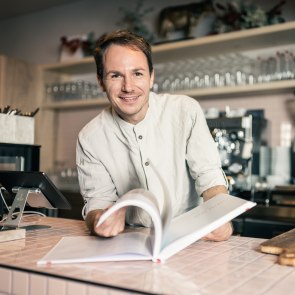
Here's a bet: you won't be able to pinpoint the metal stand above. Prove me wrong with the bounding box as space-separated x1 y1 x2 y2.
2 187 45 229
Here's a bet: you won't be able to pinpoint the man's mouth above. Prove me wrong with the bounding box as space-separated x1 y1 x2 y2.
119 95 139 102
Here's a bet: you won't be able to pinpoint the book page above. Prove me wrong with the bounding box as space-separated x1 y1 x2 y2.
96 189 163 259
159 194 256 261
38 232 153 265
147 161 173 235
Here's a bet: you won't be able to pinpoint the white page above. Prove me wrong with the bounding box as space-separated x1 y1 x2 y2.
37 232 153 265
159 194 256 261
97 189 163 259
147 161 173 235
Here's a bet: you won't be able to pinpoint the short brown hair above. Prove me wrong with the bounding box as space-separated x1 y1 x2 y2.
94 30 153 80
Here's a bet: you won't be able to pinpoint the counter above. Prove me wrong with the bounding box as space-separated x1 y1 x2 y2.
0 217 294 295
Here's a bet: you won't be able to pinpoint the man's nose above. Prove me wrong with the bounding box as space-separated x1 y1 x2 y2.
121 75 134 92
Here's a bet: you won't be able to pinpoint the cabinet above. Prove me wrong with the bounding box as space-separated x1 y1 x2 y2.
38 21 295 172
0 55 41 111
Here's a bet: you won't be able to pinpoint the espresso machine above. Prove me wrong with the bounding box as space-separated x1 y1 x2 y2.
207 111 268 194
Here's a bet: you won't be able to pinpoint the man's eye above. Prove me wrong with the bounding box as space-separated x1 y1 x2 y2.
111 74 122 80
134 72 143 77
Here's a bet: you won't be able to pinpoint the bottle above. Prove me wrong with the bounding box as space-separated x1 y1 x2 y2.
291 139 295 184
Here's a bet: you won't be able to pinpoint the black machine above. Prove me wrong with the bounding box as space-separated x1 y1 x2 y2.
207 112 268 193
207 112 295 238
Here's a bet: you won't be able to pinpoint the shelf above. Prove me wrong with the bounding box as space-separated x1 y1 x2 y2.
41 21 295 74
152 21 295 63
42 57 96 75
42 80 295 110
177 79 295 99
43 97 109 110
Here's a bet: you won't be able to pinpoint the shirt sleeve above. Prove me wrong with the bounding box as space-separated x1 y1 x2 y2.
185 100 228 196
76 134 118 216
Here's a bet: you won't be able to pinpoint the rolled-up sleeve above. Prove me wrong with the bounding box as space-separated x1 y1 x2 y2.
185 101 228 196
76 133 118 215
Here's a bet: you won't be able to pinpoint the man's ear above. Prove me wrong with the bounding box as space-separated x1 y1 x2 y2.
97 75 106 92
150 70 155 89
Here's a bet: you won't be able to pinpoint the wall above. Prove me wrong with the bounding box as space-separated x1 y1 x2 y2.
0 0 294 64
0 0 294 170
0 0 187 64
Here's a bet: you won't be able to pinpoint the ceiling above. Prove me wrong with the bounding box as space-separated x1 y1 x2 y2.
0 0 81 20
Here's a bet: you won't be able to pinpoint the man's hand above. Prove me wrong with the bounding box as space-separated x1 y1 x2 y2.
202 221 233 242
85 207 127 237
202 185 233 242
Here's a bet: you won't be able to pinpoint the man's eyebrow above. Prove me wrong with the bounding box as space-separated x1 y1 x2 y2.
105 68 146 75
132 67 146 72
105 70 121 76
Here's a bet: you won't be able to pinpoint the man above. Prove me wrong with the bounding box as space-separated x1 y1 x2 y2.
76 30 232 241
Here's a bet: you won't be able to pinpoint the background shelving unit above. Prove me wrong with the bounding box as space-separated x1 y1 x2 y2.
38 21 295 171
43 98 109 110
42 22 295 105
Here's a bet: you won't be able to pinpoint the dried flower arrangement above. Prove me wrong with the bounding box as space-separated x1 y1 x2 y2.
116 0 155 43
211 0 286 34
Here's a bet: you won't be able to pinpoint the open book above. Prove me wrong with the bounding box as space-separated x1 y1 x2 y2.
38 189 256 265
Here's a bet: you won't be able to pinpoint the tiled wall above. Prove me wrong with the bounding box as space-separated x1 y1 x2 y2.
0 267 130 295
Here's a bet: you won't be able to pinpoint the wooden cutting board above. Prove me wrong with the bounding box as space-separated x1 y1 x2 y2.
260 228 295 266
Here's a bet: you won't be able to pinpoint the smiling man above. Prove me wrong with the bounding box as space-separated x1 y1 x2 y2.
100 44 153 124
76 30 232 241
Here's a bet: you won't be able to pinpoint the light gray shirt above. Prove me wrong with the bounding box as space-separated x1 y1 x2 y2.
76 92 227 225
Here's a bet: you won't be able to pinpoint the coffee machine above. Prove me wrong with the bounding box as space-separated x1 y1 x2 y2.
207 111 268 194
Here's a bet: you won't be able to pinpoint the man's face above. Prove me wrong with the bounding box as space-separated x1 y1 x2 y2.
99 44 154 125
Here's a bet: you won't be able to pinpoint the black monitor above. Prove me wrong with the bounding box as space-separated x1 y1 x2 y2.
0 171 71 229
0 171 71 210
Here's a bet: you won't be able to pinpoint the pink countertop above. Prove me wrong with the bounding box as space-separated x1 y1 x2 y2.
0 216 294 295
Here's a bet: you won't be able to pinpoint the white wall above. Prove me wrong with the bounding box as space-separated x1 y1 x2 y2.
0 0 294 64
0 0 184 64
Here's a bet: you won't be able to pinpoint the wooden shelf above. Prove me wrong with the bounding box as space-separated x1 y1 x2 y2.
152 21 295 63
42 57 96 75
40 22 295 110
177 79 295 99
42 21 295 74
41 21 295 111
43 97 109 110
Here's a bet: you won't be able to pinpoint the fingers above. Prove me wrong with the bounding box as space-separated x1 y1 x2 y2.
94 218 125 237
94 207 127 237
202 222 233 242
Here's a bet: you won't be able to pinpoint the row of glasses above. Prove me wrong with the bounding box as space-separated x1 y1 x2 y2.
256 50 295 83
45 80 103 102
153 54 253 93
152 48 295 93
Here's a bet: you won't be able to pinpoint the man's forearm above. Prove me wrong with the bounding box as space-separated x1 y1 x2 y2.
201 185 233 241
202 185 228 202
85 209 104 235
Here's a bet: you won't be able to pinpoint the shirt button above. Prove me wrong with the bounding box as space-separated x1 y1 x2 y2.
145 161 149 166
138 135 143 140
